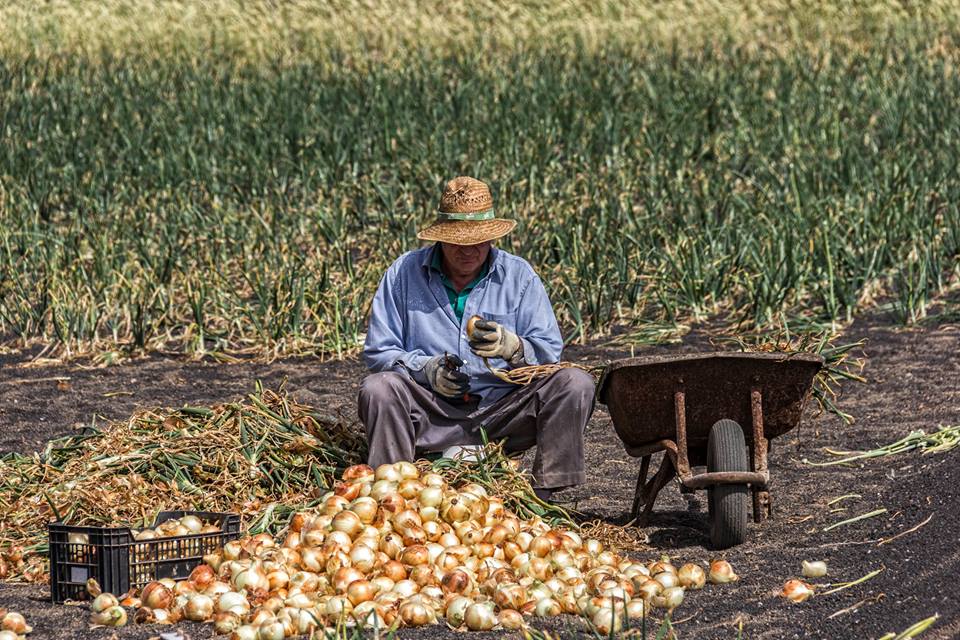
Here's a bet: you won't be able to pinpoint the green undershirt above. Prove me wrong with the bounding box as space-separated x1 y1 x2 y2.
430 245 488 322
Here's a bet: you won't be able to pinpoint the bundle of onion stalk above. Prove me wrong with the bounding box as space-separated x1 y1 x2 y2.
103 463 738 637
0 385 365 581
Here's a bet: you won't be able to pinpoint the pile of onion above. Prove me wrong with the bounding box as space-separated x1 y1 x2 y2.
101 463 739 636
133 516 221 541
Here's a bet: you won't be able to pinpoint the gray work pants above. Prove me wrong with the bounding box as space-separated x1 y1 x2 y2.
357 368 596 489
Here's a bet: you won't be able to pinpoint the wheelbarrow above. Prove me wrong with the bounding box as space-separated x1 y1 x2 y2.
597 352 823 549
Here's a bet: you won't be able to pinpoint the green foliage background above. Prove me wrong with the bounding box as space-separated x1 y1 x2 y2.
1 1 958 359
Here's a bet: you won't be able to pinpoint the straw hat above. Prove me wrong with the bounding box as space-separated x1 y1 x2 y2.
417 176 516 246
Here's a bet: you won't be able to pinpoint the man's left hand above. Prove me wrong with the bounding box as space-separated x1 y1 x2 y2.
468 318 525 365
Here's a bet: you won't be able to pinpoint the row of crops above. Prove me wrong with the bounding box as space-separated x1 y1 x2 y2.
1 1 959 360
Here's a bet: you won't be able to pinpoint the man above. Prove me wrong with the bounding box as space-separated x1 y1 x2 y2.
359 176 595 500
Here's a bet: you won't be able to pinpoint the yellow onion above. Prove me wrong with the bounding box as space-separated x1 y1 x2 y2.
190 564 216 589
346 580 375 605
399 600 434 627
782 579 815 603
708 559 739 584
218 591 251 616
499 608 525 630
678 563 706 589
257 620 285 640
652 586 685 610
445 596 473 627
180 515 203 533
534 597 563 617
230 625 259 640
214 611 242 634
141 581 174 610
653 571 679 589
0 613 31 635
464 602 496 631
592 607 623 635
90 605 127 627
90 593 119 613
802 560 828 578
185 594 215 621
626 598 648 619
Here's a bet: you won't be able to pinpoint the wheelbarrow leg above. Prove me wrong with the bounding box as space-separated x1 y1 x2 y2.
633 454 676 525
630 455 651 521
750 388 772 523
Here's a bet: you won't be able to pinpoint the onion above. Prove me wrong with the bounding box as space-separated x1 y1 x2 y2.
141 581 174 610
464 602 496 631
350 497 378 524
342 464 375 483
401 544 430 566
499 608 525 630
230 625 259 640
332 510 364 538
347 580 375 605
214 611 242 634
678 563 706 589
90 605 127 627
653 571 679 589
218 591 251 616
394 461 419 480
782 579 815 603
349 544 377 573
626 598 648 619
90 593 119 613
802 560 828 578
445 595 473 627
418 487 444 508
592 607 623 634
374 464 401 483
185 594 215 621
257 620 285 640
0 613 31 635
708 559 739 584
399 600 434 627
535 597 563 617
652 586 685 610
180 515 203 533
190 564 216 589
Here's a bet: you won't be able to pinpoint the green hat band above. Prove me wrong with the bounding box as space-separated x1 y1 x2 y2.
437 208 495 222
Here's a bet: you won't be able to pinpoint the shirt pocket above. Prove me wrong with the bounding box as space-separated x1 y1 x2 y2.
475 310 518 333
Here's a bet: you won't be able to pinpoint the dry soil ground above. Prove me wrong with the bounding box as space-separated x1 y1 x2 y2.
0 313 957 639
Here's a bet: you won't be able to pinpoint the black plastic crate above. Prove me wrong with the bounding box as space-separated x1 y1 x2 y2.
49 510 241 603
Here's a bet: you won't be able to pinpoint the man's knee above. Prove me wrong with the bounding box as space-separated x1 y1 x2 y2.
358 371 409 406
550 368 596 399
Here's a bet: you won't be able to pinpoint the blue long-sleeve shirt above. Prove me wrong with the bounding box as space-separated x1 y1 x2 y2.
363 244 563 409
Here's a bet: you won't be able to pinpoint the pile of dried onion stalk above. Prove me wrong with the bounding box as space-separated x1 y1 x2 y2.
88 462 739 637
0 385 366 581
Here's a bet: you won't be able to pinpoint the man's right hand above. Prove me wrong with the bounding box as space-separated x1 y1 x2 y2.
423 354 470 399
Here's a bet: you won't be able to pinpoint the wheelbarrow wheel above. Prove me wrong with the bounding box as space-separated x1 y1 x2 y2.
707 419 749 549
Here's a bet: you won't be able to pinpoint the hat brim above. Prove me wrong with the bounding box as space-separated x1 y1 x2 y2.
416 219 516 245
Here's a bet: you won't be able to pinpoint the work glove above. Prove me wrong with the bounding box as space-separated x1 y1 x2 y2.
423 354 471 399
468 318 525 366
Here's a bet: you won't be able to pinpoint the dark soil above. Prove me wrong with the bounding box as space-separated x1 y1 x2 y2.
0 314 958 639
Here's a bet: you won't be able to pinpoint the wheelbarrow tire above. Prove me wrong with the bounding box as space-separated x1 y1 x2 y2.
707 419 749 549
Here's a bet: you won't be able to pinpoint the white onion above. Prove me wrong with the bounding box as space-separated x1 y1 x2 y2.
802 560 828 578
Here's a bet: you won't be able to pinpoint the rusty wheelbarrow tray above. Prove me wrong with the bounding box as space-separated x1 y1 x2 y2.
598 351 823 548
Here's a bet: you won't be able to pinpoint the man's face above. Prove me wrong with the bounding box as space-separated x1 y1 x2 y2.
440 241 491 277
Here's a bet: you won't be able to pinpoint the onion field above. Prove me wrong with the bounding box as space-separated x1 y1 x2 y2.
1 1 959 361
